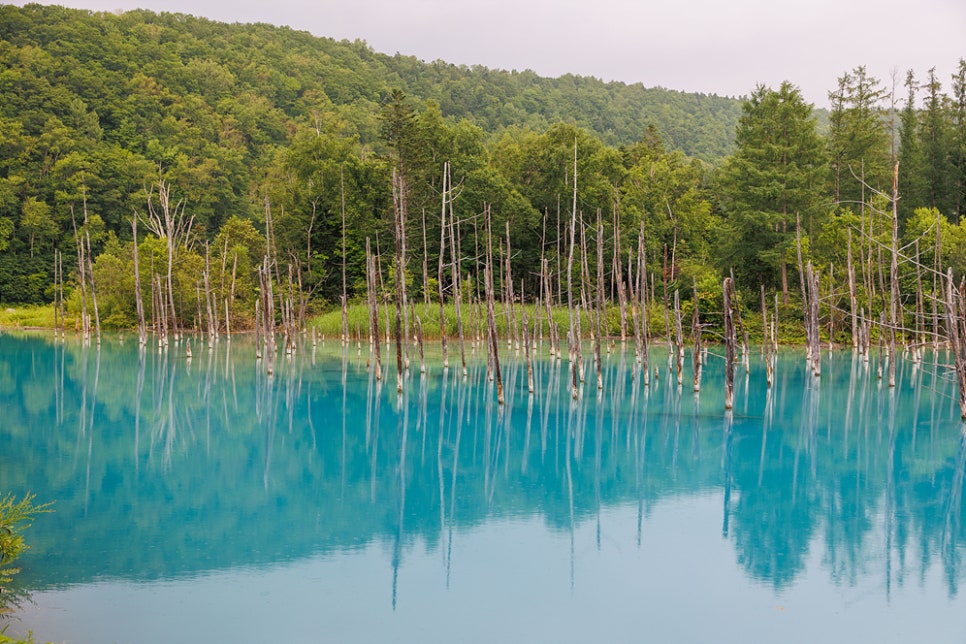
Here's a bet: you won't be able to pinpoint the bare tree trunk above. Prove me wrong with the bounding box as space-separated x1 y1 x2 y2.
392 170 405 392
341 166 349 344
522 280 534 394
255 294 262 359
366 238 381 380
796 214 810 365
438 161 449 367
848 231 858 351
730 270 750 373
449 205 467 376
944 268 966 418
70 205 89 340
934 209 942 350
204 242 215 346
592 219 603 389
485 208 504 405
629 247 641 362
914 239 924 363
761 285 773 387
58 250 65 336
614 204 627 343
543 259 557 356
132 219 146 346
86 230 100 345
415 307 425 374
807 262 821 377
567 138 580 400
662 244 672 370
506 221 519 350
828 263 835 351
692 279 702 392
889 162 900 387
228 253 237 339
673 289 684 386
638 226 650 386
724 277 736 410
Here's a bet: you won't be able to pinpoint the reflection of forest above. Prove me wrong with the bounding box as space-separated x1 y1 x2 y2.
1 333 964 596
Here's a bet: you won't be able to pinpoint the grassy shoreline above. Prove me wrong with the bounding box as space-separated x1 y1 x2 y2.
0 301 816 345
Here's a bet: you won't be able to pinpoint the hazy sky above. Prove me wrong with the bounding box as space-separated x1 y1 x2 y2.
11 0 966 107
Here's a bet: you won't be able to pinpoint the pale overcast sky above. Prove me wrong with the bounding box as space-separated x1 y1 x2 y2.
10 0 966 107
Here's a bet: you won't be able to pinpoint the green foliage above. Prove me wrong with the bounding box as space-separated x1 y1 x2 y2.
0 492 51 594
827 67 890 210
0 627 38 644
716 82 826 290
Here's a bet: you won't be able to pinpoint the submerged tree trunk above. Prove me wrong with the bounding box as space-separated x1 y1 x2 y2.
761 285 773 387
132 219 146 346
438 161 449 368
567 138 580 400
724 277 736 410
692 279 702 393
366 238 381 381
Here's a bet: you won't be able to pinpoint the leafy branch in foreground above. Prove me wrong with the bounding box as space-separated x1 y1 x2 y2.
0 493 52 593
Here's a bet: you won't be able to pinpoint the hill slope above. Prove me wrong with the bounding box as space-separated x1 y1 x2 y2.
0 3 741 162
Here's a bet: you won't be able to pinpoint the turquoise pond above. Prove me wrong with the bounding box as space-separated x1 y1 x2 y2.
2 332 966 643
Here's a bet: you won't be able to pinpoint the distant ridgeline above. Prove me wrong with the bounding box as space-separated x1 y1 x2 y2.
0 4 743 159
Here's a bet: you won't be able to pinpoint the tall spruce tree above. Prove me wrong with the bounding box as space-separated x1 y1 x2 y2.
718 82 826 295
920 68 954 217
950 59 966 220
898 70 926 225
827 67 890 212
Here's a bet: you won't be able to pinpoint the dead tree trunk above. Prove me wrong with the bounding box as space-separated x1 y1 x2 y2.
415 307 425 374
392 171 406 392
614 204 628 343
848 231 858 351
438 162 449 367
70 206 89 340
692 279 702 392
724 277 736 410
761 285 773 387
595 219 604 390
204 242 215 346
522 280 535 394
638 226 650 386
132 219 146 346
567 138 579 399
254 294 262 359
485 209 504 405
889 162 900 388
366 238 381 380
506 221 519 350
673 289 684 386
796 214 810 365
807 261 821 377
944 268 966 418
449 206 467 376
341 167 350 344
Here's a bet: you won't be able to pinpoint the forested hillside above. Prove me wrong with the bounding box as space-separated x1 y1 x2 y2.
0 3 964 347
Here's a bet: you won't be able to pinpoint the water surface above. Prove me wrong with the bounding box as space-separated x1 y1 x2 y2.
2 333 965 643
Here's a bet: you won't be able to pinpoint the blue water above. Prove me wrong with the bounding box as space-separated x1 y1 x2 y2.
2 332 965 643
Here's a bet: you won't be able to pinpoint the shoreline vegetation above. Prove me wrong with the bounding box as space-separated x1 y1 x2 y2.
0 9 963 397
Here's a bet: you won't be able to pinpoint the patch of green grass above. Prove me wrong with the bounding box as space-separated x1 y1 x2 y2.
0 305 60 329
309 301 590 341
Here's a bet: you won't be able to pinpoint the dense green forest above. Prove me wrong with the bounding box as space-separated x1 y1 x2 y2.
0 3 964 340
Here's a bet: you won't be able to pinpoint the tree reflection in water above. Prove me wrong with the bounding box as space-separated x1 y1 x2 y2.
2 333 966 601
